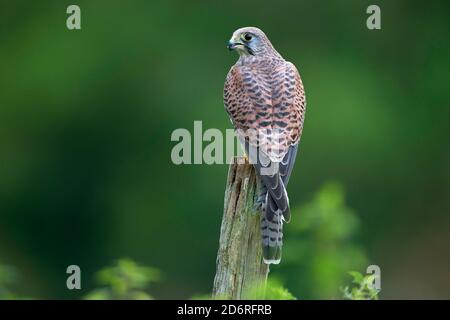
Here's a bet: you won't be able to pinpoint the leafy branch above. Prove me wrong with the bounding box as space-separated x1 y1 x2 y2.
342 271 379 300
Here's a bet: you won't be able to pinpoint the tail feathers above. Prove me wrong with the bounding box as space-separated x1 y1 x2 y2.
260 173 290 221
261 205 283 265
267 187 290 223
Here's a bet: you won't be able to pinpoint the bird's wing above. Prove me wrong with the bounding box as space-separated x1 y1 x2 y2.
224 61 306 221
275 61 306 147
224 62 305 159
274 61 306 186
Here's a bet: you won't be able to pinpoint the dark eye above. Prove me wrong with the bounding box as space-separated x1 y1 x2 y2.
242 33 253 42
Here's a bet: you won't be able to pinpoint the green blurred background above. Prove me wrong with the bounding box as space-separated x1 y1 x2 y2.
0 0 449 299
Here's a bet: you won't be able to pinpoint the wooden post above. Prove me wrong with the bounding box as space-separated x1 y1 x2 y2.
212 157 269 300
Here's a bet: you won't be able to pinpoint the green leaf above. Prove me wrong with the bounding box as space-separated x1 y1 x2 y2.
348 271 364 284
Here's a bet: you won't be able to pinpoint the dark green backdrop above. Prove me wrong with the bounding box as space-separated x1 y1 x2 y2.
0 1 449 299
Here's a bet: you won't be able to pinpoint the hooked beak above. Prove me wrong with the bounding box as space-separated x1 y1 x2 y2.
227 40 243 51
227 40 254 55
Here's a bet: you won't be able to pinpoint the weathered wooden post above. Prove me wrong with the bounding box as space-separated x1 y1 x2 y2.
212 157 269 300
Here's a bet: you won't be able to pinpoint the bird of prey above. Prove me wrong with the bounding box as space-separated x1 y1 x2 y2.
224 27 306 264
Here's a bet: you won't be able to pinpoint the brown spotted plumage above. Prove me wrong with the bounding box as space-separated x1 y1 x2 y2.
224 27 306 264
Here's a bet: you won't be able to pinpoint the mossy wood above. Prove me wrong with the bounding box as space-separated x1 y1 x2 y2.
212 157 269 299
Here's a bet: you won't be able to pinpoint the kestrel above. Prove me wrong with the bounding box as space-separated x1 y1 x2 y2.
224 27 306 264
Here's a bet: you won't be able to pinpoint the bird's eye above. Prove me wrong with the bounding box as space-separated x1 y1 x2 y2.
242 33 253 42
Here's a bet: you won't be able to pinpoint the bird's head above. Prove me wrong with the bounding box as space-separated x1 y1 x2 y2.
227 27 279 58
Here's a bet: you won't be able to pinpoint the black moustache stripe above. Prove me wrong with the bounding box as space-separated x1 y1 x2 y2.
245 44 255 56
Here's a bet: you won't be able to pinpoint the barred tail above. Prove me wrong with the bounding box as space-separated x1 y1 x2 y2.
261 194 285 264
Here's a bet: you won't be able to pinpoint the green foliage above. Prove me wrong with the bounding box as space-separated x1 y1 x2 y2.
192 277 295 300
197 182 371 300
272 182 368 299
0 263 31 300
189 293 212 300
342 271 379 300
239 277 296 300
0 263 19 300
84 259 162 300
2 180 371 301
263 278 296 300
